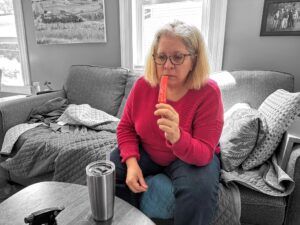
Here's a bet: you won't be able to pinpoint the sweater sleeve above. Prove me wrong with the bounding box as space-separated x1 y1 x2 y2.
168 83 224 166
116 82 140 163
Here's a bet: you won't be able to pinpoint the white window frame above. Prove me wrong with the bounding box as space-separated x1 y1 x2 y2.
119 0 227 73
1 0 31 94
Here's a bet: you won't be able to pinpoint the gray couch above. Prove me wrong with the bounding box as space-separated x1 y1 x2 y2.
0 65 299 225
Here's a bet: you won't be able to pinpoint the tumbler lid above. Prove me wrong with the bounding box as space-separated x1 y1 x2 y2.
86 160 115 176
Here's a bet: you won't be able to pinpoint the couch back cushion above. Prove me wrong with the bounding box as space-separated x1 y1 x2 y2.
64 65 128 116
211 71 294 112
116 71 140 118
116 70 294 118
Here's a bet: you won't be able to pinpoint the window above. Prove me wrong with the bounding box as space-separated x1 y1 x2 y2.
0 0 30 94
119 0 227 73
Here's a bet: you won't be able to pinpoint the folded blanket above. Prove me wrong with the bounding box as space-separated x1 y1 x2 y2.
287 144 300 179
221 153 295 197
57 104 119 128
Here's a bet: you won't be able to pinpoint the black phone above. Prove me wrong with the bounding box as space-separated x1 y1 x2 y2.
24 206 65 225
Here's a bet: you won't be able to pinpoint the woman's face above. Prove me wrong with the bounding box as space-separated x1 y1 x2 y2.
155 34 194 88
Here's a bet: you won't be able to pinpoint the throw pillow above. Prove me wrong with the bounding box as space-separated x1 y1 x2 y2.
242 89 300 170
220 107 267 171
224 103 251 121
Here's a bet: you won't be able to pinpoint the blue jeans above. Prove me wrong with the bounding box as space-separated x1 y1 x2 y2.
110 147 220 225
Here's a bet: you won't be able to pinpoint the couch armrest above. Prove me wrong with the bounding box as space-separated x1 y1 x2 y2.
0 90 66 148
284 145 300 225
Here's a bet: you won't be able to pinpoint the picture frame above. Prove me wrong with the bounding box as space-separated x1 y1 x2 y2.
260 0 300 36
31 0 106 44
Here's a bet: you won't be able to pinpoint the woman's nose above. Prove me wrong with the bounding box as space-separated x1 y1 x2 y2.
164 57 174 69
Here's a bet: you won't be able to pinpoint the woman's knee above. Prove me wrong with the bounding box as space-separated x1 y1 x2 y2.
171 156 220 203
174 177 218 203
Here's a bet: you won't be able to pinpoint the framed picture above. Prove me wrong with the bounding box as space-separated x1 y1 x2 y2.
31 0 106 44
260 0 300 36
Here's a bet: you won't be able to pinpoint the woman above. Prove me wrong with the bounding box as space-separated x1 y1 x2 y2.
111 21 224 225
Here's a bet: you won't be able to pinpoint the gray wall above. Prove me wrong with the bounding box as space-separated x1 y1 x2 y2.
22 0 300 91
22 0 121 90
223 0 300 91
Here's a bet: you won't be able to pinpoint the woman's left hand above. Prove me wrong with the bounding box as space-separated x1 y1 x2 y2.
154 103 180 144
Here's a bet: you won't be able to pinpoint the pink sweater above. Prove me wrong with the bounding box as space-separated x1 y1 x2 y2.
117 77 224 166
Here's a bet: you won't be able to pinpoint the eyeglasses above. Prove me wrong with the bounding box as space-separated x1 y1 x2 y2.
152 53 195 65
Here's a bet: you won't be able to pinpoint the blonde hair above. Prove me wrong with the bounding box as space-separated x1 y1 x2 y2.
144 21 210 89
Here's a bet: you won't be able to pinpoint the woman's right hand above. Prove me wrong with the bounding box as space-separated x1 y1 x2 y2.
125 157 148 193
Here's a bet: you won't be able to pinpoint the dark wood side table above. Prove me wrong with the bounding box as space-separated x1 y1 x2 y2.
277 116 300 170
0 181 155 225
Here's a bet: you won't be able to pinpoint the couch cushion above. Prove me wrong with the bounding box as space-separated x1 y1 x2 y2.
238 184 286 225
64 65 128 116
213 71 294 112
242 89 300 170
116 71 140 118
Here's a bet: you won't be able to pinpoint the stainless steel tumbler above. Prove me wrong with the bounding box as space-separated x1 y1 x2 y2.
86 160 115 221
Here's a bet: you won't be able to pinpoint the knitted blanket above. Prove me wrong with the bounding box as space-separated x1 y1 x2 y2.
221 153 295 197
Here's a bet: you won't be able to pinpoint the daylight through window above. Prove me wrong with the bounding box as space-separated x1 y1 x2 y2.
136 0 203 68
120 0 228 73
0 0 30 93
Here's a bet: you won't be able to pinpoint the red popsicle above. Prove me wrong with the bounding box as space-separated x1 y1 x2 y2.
158 75 168 103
